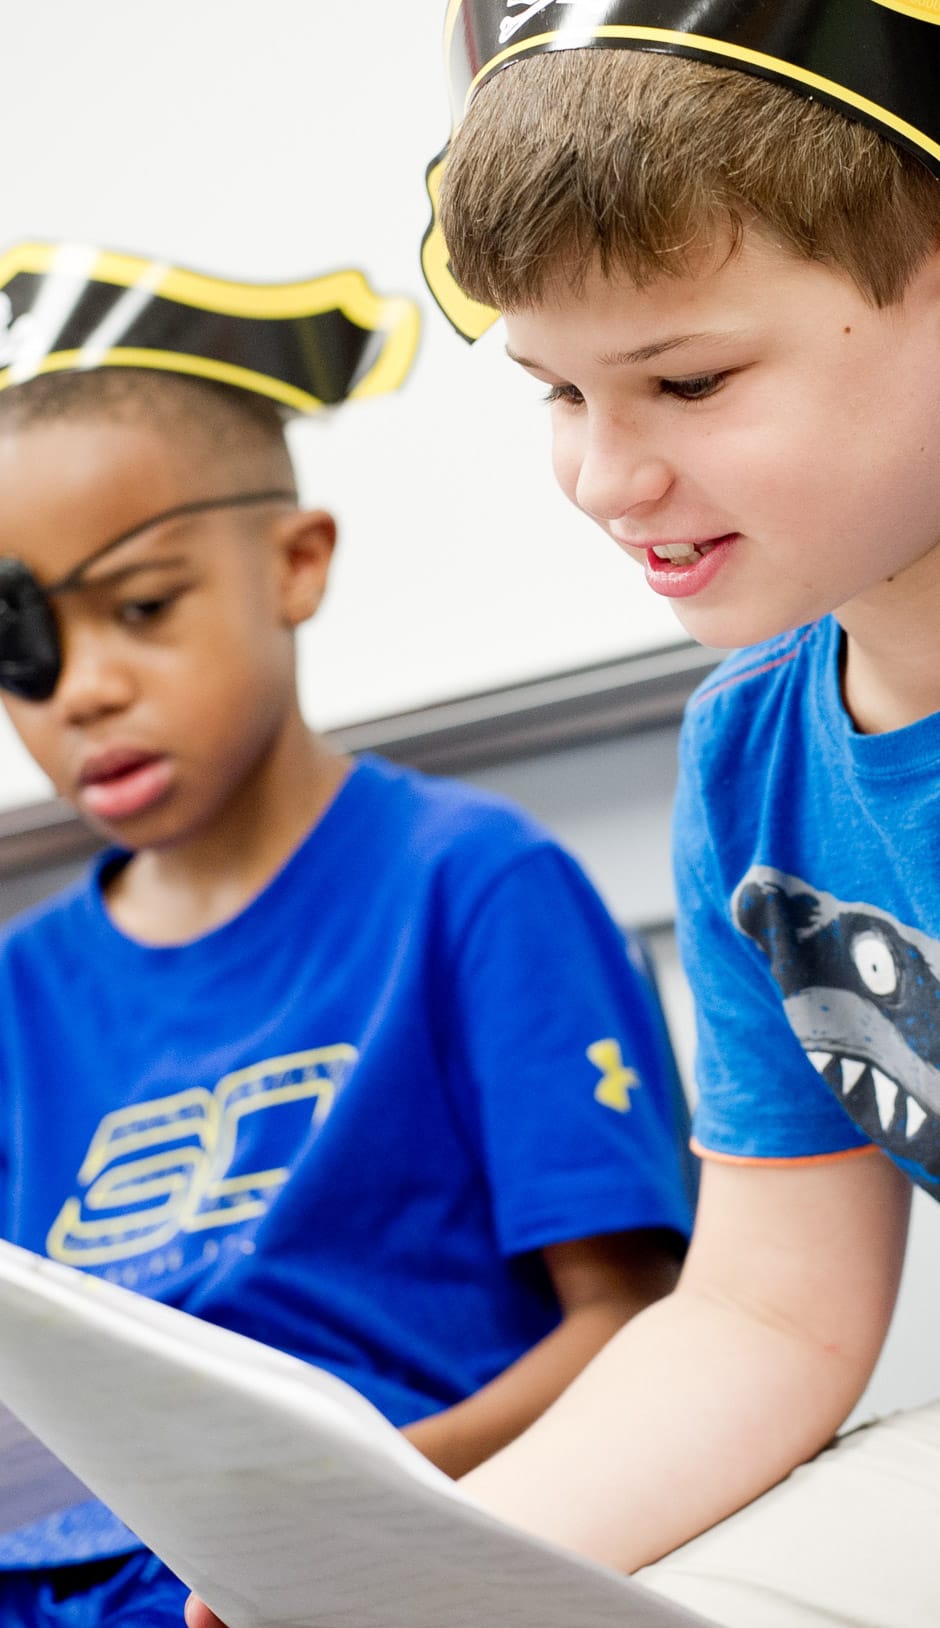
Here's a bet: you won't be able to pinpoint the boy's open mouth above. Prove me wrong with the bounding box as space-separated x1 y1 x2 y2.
78 750 173 821
647 535 731 565
640 534 737 599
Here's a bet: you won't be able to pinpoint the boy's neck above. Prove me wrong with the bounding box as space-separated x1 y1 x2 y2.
839 571 940 734
103 716 352 946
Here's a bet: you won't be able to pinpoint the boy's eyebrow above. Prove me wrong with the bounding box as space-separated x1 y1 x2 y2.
59 555 191 595
599 332 718 366
506 331 742 370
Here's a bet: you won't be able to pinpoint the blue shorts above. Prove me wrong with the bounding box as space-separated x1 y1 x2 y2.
0 1552 187 1627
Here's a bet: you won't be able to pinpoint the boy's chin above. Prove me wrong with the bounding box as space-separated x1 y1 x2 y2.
668 601 801 653
73 793 182 853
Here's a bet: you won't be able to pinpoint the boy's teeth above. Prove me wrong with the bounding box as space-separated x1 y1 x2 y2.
652 542 703 562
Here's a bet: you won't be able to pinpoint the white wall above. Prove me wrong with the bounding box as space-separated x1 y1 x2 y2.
0 0 682 814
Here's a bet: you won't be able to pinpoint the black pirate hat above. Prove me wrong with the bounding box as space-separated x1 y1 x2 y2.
423 0 940 338
0 241 420 409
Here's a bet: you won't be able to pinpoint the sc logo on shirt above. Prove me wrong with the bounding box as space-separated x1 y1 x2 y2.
46 1044 358 1267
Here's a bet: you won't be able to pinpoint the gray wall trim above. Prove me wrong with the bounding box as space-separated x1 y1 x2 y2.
0 800 100 879
0 640 720 879
334 640 719 771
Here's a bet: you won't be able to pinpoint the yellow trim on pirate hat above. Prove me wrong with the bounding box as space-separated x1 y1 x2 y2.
425 0 940 339
0 242 421 409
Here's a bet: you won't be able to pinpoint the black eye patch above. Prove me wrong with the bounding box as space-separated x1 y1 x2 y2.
0 558 61 701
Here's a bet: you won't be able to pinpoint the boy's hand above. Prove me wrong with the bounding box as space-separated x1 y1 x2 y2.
184 1596 227 1628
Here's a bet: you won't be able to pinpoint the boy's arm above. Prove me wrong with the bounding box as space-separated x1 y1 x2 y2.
184 1151 906 1628
183 1229 678 1628
401 1226 680 1477
460 1148 909 1572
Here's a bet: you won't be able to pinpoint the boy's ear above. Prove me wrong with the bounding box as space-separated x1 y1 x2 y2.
269 508 337 628
914 237 940 314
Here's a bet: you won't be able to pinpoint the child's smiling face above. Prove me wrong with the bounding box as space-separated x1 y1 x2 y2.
503 226 940 653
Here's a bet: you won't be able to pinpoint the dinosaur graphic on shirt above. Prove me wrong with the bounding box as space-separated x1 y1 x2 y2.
732 868 940 1179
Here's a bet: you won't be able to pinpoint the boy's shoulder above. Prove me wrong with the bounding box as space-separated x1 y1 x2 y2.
0 859 105 1009
353 753 559 867
343 754 601 935
686 622 826 720
681 621 832 762
0 863 98 976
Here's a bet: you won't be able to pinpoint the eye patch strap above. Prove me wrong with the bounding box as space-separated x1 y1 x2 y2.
50 487 298 596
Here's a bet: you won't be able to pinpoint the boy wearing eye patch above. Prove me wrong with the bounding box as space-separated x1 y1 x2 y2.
0 354 693 1626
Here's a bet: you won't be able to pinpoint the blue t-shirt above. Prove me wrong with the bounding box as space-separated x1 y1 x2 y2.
0 755 693 1566
675 618 940 1193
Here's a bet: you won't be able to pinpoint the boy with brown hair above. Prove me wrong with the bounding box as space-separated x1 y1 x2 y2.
405 5 940 1624
0 246 693 1627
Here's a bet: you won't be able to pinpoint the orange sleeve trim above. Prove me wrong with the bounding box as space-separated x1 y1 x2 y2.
690 629 815 709
690 1137 879 1169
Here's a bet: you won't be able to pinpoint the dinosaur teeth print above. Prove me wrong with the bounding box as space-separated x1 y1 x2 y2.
806 1052 928 1138
732 867 940 1187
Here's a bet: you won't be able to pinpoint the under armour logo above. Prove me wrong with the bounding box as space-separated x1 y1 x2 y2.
587 1038 639 1112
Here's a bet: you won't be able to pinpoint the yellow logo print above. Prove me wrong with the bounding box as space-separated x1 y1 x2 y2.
871 0 940 22
46 1045 357 1267
587 1039 639 1113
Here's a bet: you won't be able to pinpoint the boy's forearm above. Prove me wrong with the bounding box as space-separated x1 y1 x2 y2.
456 1155 909 1571
182 1289 869 1628
457 1281 875 1573
402 1291 668 1479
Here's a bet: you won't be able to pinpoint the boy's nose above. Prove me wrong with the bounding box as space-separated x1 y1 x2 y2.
573 428 674 523
54 628 134 724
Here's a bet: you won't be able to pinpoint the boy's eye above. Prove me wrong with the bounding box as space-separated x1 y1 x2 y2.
116 591 183 627
660 371 728 403
543 382 585 407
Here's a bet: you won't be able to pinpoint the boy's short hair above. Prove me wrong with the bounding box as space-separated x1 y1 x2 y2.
0 368 292 469
440 50 940 309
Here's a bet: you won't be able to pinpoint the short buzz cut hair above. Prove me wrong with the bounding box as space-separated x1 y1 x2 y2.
439 49 940 310
0 367 295 473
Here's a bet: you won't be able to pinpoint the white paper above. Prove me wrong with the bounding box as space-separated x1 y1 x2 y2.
0 1407 90 1534
0 1239 714 1628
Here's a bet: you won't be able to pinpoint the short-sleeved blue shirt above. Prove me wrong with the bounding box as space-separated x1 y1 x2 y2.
0 755 693 1566
675 618 940 1193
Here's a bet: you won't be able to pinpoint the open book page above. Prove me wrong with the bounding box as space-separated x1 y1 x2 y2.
0 1239 714 1628
0 1408 89 1535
